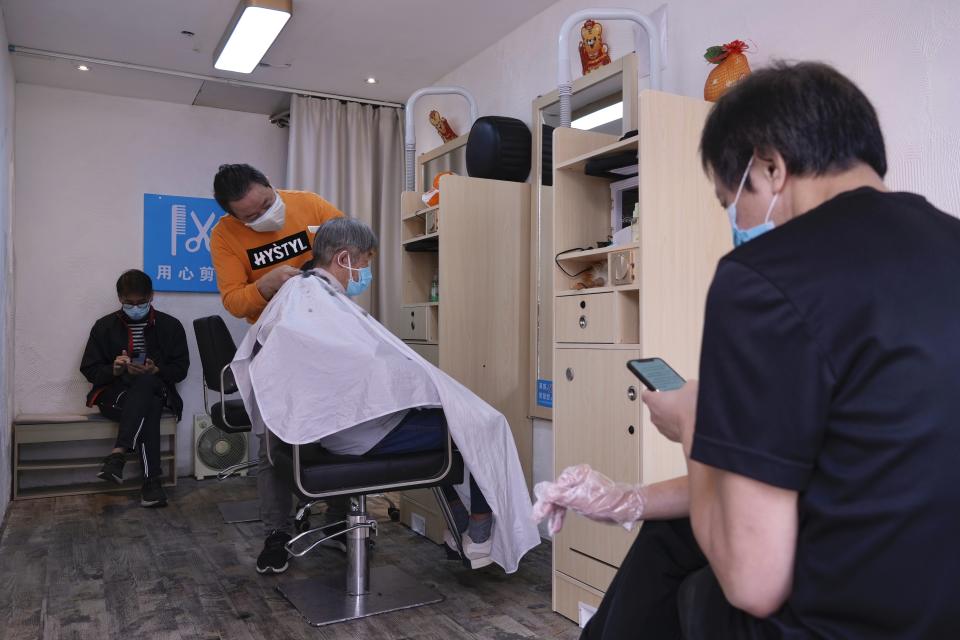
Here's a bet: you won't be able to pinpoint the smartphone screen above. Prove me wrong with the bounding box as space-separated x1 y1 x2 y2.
626 358 685 392
131 352 146 365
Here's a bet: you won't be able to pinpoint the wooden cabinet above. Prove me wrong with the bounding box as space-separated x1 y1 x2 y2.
397 142 533 542
554 347 642 591
551 91 731 622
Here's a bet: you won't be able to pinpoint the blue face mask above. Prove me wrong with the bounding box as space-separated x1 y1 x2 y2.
340 253 373 297
122 303 150 321
728 156 780 247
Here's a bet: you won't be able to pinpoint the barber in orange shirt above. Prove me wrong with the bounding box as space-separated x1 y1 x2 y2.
209 164 346 571
210 164 344 324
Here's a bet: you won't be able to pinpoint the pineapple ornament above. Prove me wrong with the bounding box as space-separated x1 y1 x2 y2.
703 40 751 102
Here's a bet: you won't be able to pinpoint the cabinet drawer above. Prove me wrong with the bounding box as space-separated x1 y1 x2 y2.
399 305 436 341
555 293 615 343
554 571 604 625
406 341 439 366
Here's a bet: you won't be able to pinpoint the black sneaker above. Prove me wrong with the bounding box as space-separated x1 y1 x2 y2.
257 530 292 574
140 477 168 508
97 452 126 484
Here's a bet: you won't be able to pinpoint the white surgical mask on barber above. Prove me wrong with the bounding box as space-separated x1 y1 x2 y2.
245 190 286 232
727 156 780 247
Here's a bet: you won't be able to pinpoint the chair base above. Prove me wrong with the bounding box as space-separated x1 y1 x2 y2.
217 499 261 523
277 566 444 627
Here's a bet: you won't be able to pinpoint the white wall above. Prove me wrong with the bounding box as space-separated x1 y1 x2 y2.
0 11 16 523
13 84 287 476
424 0 960 537
429 0 960 214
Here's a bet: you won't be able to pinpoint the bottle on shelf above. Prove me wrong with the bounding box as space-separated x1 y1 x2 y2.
429 273 439 302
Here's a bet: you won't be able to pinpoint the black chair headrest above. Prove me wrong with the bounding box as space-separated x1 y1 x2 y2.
192 315 239 393
466 116 532 183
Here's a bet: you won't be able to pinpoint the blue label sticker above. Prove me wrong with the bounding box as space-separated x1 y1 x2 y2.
536 379 553 408
143 194 225 293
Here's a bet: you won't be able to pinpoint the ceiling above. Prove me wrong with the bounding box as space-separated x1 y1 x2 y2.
1 0 559 115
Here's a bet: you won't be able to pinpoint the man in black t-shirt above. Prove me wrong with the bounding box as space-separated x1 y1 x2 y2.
80 269 189 507
578 63 960 638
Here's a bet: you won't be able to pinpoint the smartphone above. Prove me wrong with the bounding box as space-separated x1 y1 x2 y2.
131 351 147 366
626 358 685 392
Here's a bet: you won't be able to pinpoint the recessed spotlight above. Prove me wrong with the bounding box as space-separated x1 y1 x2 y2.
365 77 377 84
77 64 90 71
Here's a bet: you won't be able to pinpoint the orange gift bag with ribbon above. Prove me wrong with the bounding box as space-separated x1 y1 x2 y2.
704 40 751 102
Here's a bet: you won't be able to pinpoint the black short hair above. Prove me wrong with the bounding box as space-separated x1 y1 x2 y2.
213 164 271 214
116 269 153 298
700 61 887 192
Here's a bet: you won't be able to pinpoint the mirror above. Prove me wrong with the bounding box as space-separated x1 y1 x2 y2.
528 53 638 420
421 143 467 192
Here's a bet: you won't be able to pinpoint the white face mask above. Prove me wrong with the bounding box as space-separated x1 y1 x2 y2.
244 190 285 232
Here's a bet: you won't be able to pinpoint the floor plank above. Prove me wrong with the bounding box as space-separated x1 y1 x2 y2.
0 478 581 640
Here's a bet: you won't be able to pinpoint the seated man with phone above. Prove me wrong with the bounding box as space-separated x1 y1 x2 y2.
81 269 190 507
534 62 960 638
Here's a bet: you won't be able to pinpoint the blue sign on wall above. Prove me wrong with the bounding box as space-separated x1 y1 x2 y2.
143 194 224 293
536 379 553 408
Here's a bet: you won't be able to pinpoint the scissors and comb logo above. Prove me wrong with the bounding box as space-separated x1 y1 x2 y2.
170 204 216 256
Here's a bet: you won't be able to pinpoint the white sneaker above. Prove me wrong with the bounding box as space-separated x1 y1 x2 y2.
462 532 493 569
443 528 462 554
443 529 493 569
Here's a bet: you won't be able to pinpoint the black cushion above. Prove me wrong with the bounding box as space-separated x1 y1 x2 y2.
291 446 464 495
466 116 532 182
210 399 251 433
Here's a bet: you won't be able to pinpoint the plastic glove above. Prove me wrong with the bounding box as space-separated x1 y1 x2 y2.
531 464 647 535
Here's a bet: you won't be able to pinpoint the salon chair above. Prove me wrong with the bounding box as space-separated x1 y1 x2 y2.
192 315 260 523
268 426 468 627
193 315 401 530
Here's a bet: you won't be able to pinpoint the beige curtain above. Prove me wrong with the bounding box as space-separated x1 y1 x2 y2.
286 95 403 332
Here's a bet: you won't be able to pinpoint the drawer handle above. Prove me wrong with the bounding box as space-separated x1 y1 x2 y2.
578 315 588 329
410 311 415 317
628 425 635 435
565 367 575 381
410 322 416 330
627 386 637 401
579 300 586 309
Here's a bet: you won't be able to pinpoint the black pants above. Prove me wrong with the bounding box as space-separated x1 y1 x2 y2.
581 518 769 640
96 375 165 479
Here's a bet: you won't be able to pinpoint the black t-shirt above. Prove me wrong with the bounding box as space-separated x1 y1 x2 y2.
691 188 960 638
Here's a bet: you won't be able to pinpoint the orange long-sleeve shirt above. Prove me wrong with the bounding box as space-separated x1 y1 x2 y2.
210 190 344 323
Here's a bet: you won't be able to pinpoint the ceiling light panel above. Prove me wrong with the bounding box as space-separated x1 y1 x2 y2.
214 0 292 74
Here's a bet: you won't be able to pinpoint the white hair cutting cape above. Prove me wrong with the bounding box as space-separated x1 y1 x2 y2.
230 271 540 573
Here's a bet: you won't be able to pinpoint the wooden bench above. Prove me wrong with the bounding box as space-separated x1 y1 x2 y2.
13 412 177 500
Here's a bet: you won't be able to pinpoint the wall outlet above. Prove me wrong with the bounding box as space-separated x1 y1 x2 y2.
410 512 426 537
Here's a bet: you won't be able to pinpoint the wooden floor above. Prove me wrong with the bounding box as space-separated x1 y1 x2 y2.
0 477 581 640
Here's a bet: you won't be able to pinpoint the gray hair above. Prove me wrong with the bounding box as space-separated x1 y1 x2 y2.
312 217 379 267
